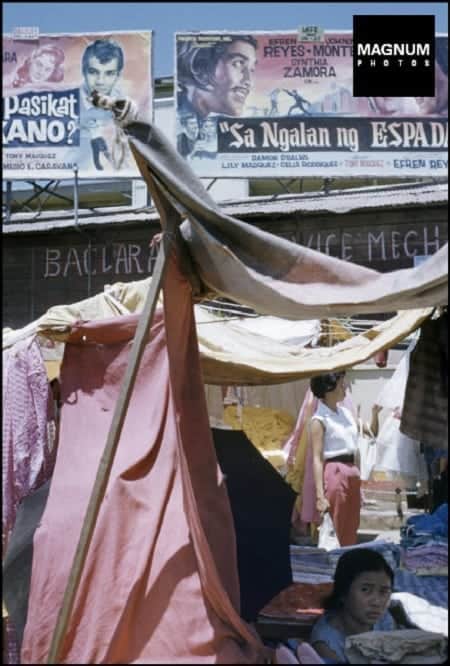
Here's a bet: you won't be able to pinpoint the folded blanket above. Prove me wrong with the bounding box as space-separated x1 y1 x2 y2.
345 629 448 664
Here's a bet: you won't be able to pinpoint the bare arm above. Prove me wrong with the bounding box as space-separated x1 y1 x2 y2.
310 419 330 514
363 404 382 437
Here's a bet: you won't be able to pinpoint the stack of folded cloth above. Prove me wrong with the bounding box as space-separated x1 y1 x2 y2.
290 545 335 583
401 541 448 576
400 503 448 576
328 540 401 573
290 540 401 584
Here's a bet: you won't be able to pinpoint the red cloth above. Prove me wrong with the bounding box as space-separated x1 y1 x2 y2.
22 252 266 664
259 582 333 620
324 461 361 547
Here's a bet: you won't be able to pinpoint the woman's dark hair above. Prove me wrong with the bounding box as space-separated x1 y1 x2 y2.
177 34 257 91
310 371 345 399
324 548 394 611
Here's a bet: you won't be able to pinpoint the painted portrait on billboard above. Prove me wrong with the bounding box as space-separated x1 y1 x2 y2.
3 31 152 180
175 31 448 178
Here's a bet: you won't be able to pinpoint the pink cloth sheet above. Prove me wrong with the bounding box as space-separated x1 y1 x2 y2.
21 251 266 664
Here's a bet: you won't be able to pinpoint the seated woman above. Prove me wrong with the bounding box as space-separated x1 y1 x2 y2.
310 548 395 664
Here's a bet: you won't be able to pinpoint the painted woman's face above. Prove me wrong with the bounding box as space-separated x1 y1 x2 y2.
29 53 56 82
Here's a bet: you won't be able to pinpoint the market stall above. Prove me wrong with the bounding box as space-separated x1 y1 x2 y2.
2 94 448 664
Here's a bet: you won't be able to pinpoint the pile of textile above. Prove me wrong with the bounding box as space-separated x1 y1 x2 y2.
223 404 295 471
290 546 335 584
2 337 57 665
290 539 448 610
400 503 448 576
345 629 448 664
259 582 333 621
290 540 400 584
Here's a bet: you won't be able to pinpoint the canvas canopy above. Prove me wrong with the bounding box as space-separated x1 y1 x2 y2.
99 96 447 320
3 277 432 385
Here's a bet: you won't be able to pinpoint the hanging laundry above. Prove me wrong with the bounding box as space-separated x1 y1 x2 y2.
400 313 448 449
21 251 267 664
2 337 56 551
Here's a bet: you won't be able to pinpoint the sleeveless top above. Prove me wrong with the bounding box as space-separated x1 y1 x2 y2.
310 610 395 663
310 401 357 460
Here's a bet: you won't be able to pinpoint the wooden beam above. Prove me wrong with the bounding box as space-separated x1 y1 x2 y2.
46 228 174 663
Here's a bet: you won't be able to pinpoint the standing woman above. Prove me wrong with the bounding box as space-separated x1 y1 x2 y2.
310 372 381 546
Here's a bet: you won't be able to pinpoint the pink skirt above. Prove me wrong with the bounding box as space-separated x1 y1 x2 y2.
324 461 361 546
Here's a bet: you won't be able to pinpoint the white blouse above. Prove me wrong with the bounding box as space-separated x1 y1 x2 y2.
310 400 358 460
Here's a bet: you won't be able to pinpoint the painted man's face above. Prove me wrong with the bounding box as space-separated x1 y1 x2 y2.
211 40 257 116
84 56 121 95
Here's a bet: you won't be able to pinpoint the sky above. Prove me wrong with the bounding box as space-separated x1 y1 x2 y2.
3 1 448 78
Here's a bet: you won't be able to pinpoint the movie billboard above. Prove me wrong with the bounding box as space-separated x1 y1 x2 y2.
3 31 152 179
175 31 448 178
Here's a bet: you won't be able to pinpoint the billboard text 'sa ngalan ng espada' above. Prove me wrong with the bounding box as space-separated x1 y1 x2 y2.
3 31 152 180
175 31 448 178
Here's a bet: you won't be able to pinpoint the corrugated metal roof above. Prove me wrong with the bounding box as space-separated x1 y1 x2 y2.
3 181 447 235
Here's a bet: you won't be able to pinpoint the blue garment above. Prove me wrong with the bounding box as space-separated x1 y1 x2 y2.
329 539 401 571
403 503 448 540
394 569 448 609
310 610 394 663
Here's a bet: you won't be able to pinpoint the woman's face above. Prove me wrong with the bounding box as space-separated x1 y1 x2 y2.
342 570 392 628
334 374 347 402
29 53 56 83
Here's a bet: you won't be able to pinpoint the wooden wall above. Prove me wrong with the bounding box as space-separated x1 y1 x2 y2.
3 204 447 330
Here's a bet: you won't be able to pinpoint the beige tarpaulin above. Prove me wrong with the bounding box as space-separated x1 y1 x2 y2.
197 308 433 385
2 277 433 385
96 96 448 319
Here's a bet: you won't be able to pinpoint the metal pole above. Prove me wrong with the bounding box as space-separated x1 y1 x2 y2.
73 166 79 229
46 229 174 664
5 180 12 223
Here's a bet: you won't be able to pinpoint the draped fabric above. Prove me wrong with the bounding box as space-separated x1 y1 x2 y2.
2 338 56 665
400 312 448 450
2 338 55 552
22 252 266 664
100 96 448 319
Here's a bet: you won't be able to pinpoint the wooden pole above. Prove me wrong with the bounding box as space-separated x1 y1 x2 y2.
46 230 173 664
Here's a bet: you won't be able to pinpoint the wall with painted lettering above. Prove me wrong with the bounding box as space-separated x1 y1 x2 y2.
3 207 447 329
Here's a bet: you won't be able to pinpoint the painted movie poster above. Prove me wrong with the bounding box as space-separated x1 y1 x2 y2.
175 31 448 178
3 31 152 179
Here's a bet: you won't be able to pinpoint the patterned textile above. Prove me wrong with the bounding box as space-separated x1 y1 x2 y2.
393 570 448 609
259 582 333 621
2 337 56 666
2 337 55 552
400 313 448 449
290 540 402 584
